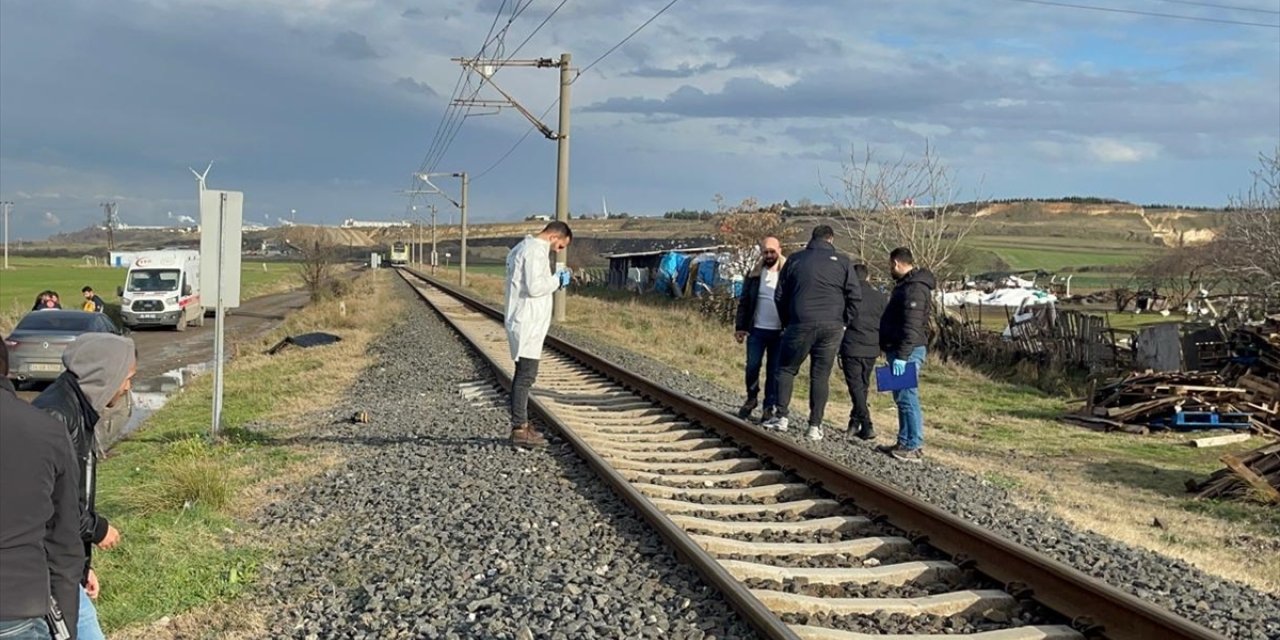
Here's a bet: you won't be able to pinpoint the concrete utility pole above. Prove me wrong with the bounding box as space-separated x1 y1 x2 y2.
100 202 117 251
1 201 12 270
430 204 438 275
459 171 469 289
412 172 468 286
552 52 572 322
450 53 573 319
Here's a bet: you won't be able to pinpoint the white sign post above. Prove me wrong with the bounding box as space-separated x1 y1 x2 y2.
199 189 243 438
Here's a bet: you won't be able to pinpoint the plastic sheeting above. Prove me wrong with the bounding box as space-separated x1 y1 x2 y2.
940 287 1057 308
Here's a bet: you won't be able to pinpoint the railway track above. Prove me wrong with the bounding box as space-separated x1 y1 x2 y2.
399 268 1225 640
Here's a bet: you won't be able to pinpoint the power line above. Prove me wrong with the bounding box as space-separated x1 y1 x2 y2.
1151 0 1280 16
421 0 544 176
474 100 560 180
411 0 511 190
503 0 570 63
478 0 684 177
1000 0 1280 27
573 0 684 83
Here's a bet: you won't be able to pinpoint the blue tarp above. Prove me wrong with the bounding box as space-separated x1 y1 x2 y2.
656 252 688 297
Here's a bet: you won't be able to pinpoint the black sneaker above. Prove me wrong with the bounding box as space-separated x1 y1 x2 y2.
855 427 876 441
736 398 758 420
891 447 924 463
761 406 777 423
876 443 900 455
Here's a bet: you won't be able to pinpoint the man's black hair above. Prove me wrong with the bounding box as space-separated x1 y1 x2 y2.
853 263 869 281
82 286 94 293
542 220 573 240
811 225 834 241
890 247 914 264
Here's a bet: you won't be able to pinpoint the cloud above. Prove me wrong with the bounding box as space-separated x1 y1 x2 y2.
709 29 842 67
326 30 379 60
41 211 61 227
625 62 720 79
1085 138 1160 163
393 76 437 96
401 8 423 18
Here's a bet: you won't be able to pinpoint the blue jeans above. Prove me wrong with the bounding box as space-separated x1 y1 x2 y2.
0 618 51 640
744 328 782 408
78 587 105 640
889 346 927 450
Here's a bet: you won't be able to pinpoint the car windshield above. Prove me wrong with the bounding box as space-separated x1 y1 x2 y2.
15 313 98 333
128 268 180 292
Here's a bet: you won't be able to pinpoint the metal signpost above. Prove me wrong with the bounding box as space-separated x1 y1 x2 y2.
199 188 243 439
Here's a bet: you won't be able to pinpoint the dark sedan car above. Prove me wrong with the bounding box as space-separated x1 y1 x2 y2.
4 310 124 383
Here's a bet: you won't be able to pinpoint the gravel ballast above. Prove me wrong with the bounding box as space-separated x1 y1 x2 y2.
548 324 1280 640
256 283 757 640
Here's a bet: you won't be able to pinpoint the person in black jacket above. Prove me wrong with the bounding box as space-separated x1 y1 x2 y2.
733 236 786 422
1 339 84 639
839 263 887 440
877 247 936 463
33 334 136 640
767 225 861 441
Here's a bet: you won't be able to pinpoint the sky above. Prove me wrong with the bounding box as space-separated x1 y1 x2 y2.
0 0 1277 239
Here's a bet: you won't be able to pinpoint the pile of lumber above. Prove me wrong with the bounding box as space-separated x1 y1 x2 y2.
1063 371 1266 435
1063 320 1280 436
1218 320 1280 434
1187 442 1280 504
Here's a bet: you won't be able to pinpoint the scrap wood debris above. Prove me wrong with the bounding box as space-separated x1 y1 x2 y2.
1186 442 1280 504
1062 320 1280 437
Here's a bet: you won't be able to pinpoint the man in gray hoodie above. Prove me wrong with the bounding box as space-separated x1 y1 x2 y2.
34 334 137 640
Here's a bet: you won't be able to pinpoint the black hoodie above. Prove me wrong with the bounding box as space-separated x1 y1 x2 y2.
879 267 936 360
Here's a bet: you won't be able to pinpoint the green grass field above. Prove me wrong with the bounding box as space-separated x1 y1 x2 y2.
0 257 300 333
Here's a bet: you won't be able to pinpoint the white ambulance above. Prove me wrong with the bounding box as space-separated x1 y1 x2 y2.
117 250 205 331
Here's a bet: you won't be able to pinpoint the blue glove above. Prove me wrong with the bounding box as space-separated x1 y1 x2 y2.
892 359 908 376
558 268 572 288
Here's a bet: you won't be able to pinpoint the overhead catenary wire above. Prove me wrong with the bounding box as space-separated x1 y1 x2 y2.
420 0 545 178
476 0 685 178
572 0 684 83
1150 0 1279 16
473 100 560 181
1000 0 1280 27
409 0 513 205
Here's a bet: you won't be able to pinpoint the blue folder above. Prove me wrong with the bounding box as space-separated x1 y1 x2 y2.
875 362 919 392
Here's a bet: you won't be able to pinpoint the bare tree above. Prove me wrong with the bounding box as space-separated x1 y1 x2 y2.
712 196 795 278
1222 147 1280 289
1134 243 1226 307
284 227 340 301
824 142 980 279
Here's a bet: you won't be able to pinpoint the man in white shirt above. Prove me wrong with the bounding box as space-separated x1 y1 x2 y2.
504 221 573 448
732 236 786 422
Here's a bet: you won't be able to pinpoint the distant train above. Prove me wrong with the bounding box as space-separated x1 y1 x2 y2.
389 241 410 266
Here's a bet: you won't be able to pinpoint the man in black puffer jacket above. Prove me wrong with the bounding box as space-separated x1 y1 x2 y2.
767 225 860 441
839 263 887 440
34 334 136 640
877 247 936 463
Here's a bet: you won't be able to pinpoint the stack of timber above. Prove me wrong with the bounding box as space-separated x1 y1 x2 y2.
1187 442 1280 504
1064 320 1280 436
1064 371 1261 435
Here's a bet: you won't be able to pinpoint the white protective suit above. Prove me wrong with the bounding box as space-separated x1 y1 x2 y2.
504 235 561 361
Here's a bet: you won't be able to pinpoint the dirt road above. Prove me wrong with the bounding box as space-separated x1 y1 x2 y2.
17 287 313 448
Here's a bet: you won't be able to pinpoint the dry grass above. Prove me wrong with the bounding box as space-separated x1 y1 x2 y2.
97 269 406 633
458 271 1279 593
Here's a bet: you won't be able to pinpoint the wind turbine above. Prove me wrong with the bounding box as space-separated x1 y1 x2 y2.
190 161 213 193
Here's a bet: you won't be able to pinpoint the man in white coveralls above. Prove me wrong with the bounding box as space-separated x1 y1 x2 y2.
505 221 573 448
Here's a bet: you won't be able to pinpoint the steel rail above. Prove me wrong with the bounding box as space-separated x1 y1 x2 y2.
401 267 1225 640
399 269 800 639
